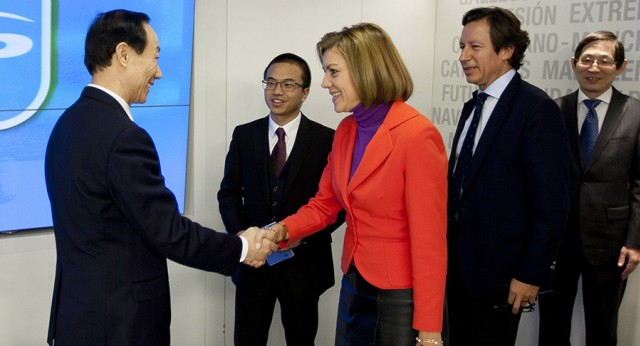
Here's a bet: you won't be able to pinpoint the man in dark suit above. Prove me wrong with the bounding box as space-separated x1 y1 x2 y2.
218 53 343 346
538 31 640 346
44 10 275 346
446 7 570 345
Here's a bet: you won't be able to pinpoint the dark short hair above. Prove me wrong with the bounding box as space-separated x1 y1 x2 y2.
573 31 626 69
84 9 150 75
263 53 311 88
462 7 530 70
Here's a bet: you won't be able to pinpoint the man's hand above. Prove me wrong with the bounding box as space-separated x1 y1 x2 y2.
618 246 640 280
507 278 539 314
240 227 277 268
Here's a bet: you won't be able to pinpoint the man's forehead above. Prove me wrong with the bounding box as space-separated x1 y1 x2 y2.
581 40 615 53
143 23 160 49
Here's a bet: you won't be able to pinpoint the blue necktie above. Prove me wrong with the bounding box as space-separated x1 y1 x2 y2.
450 92 488 207
580 99 601 167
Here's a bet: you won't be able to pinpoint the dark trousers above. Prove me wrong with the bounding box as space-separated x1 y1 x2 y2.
447 280 523 346
335 265 417 346
538 238 627 346
234 273 320 346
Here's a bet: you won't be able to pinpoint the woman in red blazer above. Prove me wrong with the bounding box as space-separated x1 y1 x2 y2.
264 23 448 346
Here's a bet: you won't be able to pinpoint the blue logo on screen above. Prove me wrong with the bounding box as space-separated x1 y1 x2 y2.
0 1 52 130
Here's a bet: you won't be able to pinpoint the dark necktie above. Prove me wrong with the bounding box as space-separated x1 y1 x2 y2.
271 127 286 177
580 99 601 167
450 92 488 207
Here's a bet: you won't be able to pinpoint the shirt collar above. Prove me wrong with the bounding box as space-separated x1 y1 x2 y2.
88 84 134 121
578 87 612 104
480 69 516 99
268 112 302 137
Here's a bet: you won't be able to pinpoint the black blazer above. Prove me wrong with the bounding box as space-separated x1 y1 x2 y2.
218 115 343 297
45 87 242 346
557 87 640 265
448 72 570 298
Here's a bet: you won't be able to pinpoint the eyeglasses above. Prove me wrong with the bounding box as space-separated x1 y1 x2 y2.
262 80 306 92
577 55 617 68
490 284 536 313
491 302 536 313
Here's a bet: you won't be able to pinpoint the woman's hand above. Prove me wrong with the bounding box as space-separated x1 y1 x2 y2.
415 331 443 345
255 222 286 247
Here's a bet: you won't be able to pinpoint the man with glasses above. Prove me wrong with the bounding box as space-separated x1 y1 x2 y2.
538 31 640 346
218 53 343 345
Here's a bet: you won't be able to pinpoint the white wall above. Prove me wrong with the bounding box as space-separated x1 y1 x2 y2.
197 1 436 345
1 0 639 345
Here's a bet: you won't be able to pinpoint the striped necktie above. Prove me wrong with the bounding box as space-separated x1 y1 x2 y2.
580 99 601 167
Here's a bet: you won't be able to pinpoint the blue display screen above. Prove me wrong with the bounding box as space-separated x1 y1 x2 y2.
0 0 195 232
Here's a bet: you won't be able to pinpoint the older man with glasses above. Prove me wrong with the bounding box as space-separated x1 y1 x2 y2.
538 30 640 346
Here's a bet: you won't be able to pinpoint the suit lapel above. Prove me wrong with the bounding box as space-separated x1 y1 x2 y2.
347 102 413 193
560 91 582 169
282 115 314 201
253 117 272 203
334 118 357 206
347 126 392 193
449 96 476 178
589 88 628 166
461 73 519 194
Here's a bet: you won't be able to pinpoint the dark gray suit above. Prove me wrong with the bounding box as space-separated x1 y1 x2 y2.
538 87 640 345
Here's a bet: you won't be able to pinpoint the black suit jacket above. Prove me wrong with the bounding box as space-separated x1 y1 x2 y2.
448 72 570 298
557 88 640 265
218 115 343 298
45 87 242 346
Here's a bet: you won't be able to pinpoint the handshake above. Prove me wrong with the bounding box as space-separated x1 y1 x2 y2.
238 226 278 268
238 223 297 268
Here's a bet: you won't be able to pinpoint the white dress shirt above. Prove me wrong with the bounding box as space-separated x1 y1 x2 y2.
577 87 612 134
455 69 517 158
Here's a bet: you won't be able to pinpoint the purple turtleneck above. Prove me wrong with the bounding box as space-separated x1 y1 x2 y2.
350 102 393 179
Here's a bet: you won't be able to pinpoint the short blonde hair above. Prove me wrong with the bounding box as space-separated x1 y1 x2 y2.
317 23 413 108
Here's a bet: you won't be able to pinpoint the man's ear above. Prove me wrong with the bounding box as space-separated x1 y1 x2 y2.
615 59 628 76
500 45 514 62
115 42 129 65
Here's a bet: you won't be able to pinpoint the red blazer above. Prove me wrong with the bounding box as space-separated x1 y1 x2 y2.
283 100 448 331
